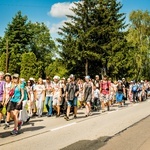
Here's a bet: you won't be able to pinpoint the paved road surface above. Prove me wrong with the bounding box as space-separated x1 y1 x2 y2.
100 116 150 150
0 99 150 150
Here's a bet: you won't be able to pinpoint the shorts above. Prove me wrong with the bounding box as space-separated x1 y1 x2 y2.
6 101 11 112
138 91 142 97
0 102 3 112
67 97 77 107
53 97 62 106
116 92 124 102
100 94 109 103
10 101 22 111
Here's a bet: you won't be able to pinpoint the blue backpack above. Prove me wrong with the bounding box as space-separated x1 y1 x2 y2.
132 85 138 92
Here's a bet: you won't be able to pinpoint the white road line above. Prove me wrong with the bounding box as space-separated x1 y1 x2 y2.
50 122 77 131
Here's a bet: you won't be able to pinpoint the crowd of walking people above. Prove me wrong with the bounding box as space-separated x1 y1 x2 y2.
0 71 150 135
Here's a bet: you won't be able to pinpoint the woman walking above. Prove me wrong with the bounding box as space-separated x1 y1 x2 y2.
9 74 24 135
116 80 126 107
34 78 45 117
26 80 34 117
83 76 93 117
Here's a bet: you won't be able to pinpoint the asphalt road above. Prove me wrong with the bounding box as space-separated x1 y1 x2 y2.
100 115 150 150
0 99 150 150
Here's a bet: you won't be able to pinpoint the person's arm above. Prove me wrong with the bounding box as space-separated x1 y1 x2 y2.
65 84 69 101
26 87 31 100
34 86 37 101
18 87 24 104
2 89 6 105
42 85 46 101
99 82 102 93
123 86 126 96
91 82 94 99
2 83 6 105
75 84 79 97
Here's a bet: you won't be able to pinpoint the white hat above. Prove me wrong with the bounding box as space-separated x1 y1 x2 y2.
69 74 75 79
118 80 122 83
29 77 35 81
95 75 99 78
53 75 60 80
0 71 4 76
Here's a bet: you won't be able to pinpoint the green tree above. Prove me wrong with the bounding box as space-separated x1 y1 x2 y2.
0 53 6 71
4 11 31 73
28 22 57 78
2 11 57 77
57 0 127 78
126 10 150 80
45 59 68 78
20 52 38 81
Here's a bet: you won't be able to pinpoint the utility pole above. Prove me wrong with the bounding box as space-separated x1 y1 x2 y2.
6 39 8 73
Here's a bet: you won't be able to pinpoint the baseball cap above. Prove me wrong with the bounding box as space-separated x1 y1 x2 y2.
13 73 19 78
85 75 90 80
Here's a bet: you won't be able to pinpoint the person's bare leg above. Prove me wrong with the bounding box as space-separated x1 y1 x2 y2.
67 106 71 117
57 105 60 116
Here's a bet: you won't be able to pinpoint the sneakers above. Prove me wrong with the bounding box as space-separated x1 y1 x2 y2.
64 116 69 121
10 129 18 135
4 123 10 130
18 121 23 131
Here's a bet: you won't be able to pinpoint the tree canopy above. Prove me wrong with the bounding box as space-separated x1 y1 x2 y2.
0 4 150 81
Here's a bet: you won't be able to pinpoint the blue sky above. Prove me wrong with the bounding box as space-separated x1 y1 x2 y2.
0 0 150 40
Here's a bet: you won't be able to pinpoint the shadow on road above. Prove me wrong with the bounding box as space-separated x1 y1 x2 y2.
0 126 45 138
60 136 110 150
29 119 43 123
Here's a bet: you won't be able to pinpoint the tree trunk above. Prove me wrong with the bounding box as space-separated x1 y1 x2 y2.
6 39 8 73
85 59 88 76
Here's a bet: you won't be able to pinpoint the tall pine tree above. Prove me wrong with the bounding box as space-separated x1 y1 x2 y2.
57 0 127 78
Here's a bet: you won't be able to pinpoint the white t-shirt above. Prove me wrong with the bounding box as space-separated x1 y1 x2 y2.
26 86 34 101
45 81 54 97
35 84 45 98
5 82 12 100
53 82 62 98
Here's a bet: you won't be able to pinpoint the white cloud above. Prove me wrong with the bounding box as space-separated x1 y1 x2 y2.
47 1 81 39
50 20 66 34
48 2 78 18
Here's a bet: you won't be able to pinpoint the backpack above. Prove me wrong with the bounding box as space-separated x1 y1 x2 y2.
132 85 138 92
101 81 109 91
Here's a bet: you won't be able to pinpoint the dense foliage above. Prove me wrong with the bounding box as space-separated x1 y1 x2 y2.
0 1 150 81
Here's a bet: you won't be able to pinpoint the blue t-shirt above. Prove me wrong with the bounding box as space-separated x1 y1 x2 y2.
10 84 24 103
